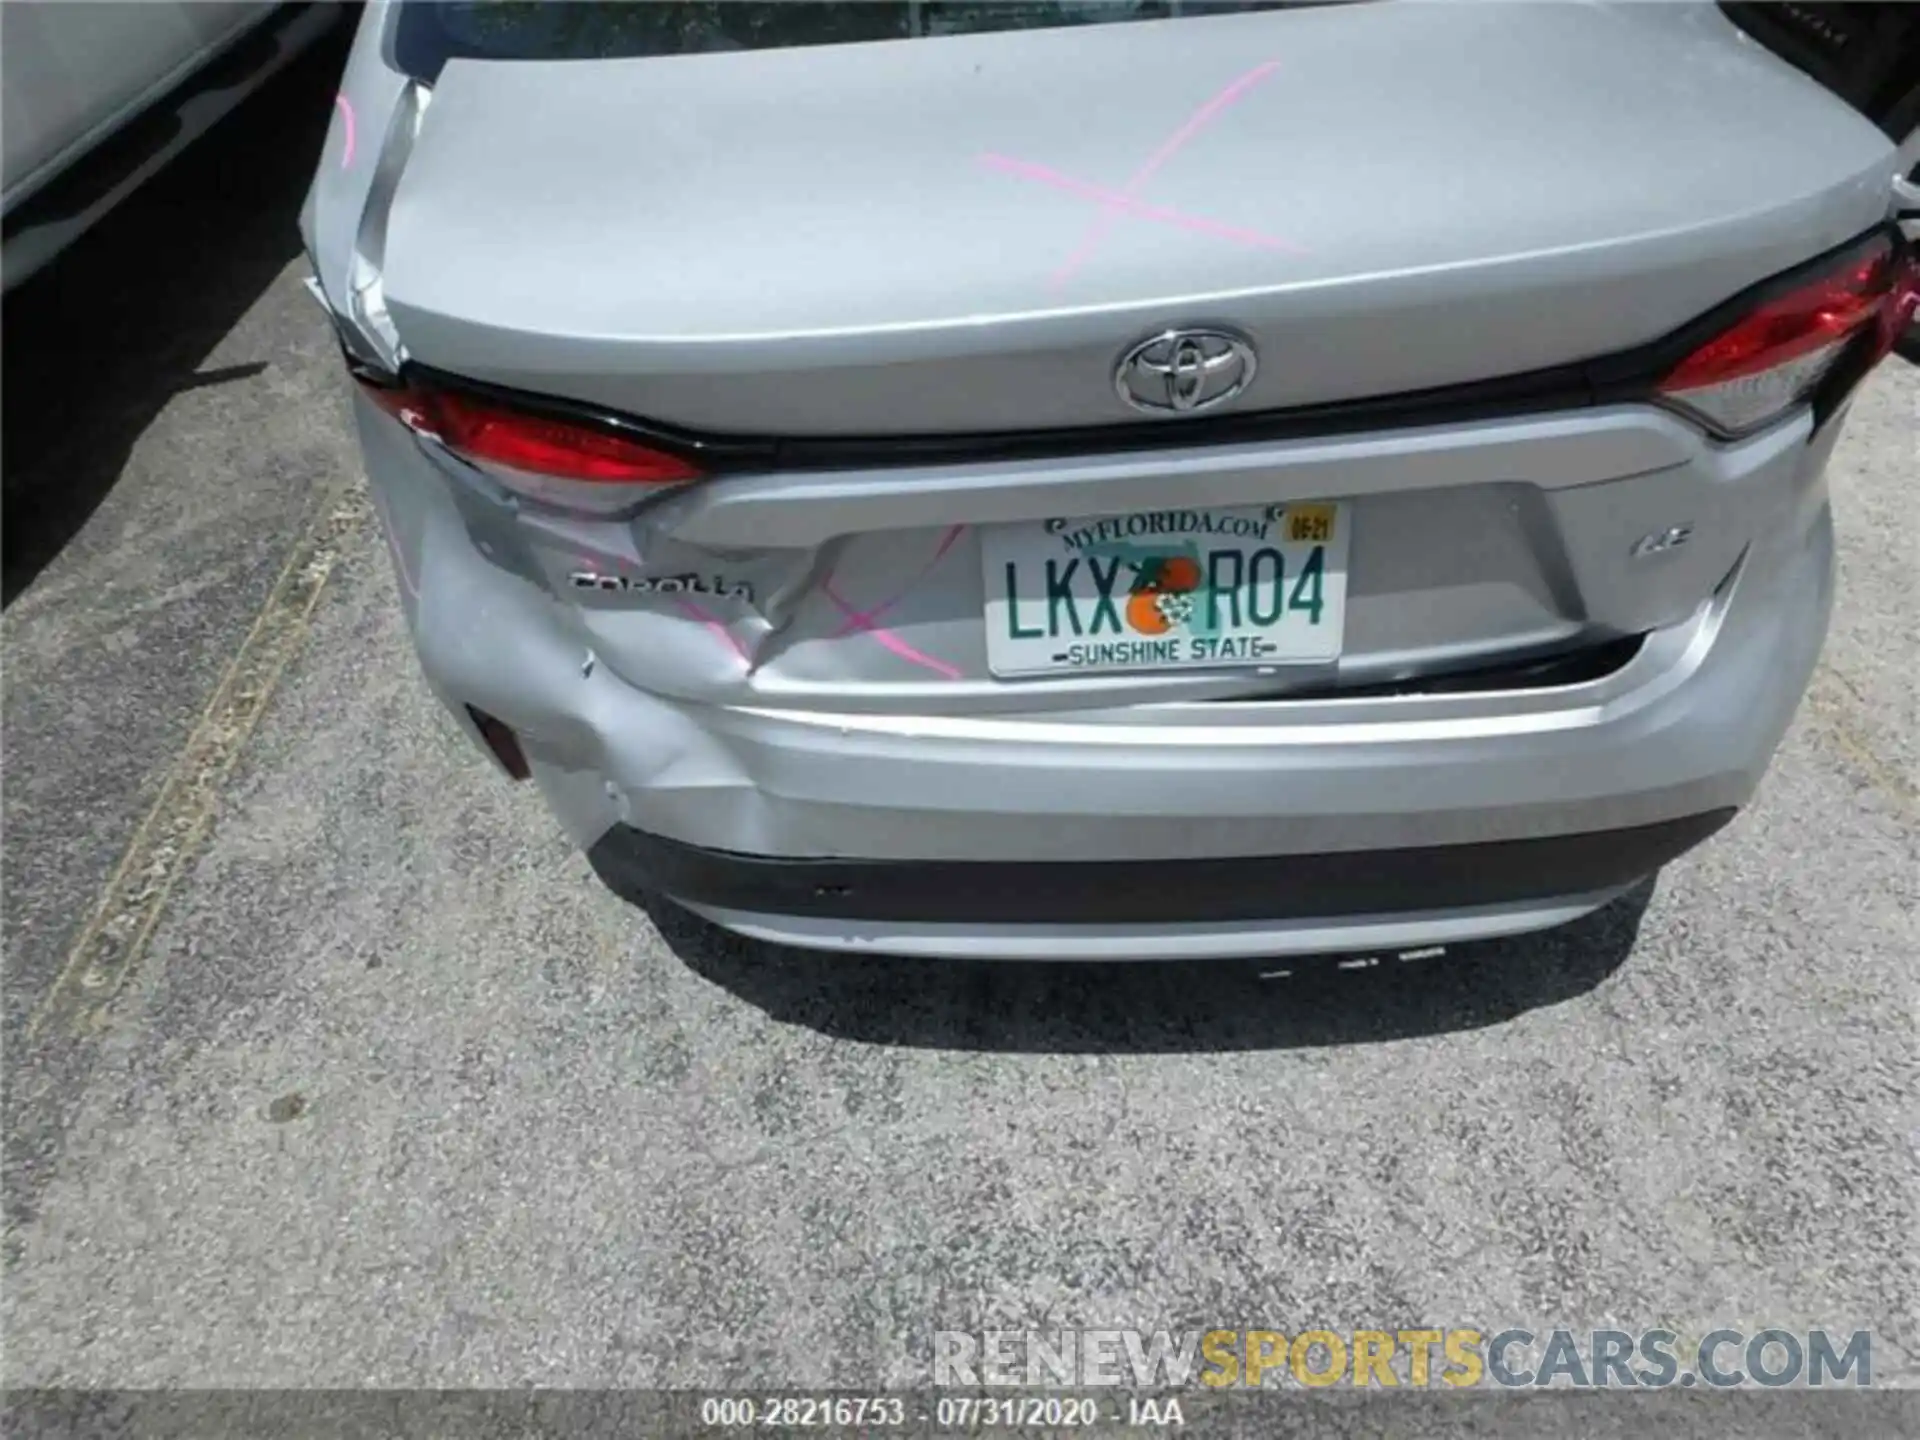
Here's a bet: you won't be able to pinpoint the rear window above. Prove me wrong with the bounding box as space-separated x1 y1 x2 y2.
393 2 1305 83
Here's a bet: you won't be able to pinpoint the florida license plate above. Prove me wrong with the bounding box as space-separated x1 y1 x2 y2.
981 502 1349 677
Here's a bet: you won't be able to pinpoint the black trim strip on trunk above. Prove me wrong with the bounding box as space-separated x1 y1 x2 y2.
394 222 1903 474
1215 632 1647 703
587 810 1736 926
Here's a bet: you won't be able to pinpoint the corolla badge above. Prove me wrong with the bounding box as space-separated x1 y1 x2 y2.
1115 328 1258 415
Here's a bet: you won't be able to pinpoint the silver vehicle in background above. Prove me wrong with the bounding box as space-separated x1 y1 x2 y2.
2 0 337 288
307 2 1918 961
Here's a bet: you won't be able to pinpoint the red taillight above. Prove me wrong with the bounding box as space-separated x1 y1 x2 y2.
359 377 701 487
1656 236 1906 437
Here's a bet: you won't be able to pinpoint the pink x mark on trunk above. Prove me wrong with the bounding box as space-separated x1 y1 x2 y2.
821 525 967 681
978 60 1301 286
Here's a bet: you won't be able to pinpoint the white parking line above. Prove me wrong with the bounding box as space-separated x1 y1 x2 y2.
25 484 370 1041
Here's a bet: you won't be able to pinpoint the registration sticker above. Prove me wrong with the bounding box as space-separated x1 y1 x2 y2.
1284 503 1336 544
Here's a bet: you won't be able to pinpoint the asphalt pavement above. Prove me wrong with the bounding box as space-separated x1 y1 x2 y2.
2 38 1915 1426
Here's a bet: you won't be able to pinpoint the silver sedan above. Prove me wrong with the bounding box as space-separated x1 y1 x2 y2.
305 1 1919 959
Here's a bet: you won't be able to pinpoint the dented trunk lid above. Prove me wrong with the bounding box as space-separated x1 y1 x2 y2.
376 1 1892 437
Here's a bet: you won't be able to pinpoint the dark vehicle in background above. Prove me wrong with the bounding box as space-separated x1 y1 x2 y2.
1727 3 1920 356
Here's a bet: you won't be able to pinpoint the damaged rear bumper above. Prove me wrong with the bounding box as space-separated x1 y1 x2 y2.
588 809 1731 931
362 392 1835 959
574 518 1820 960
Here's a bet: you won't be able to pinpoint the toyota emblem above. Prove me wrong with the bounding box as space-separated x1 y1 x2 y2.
1114 328 1258 415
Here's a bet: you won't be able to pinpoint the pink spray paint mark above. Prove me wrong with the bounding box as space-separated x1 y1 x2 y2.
820 525 967 680
827 524 966 640
675 598 751 664
823 581 964 681
333 93 356 170
1020 59 1288 286
978 155 1299 254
